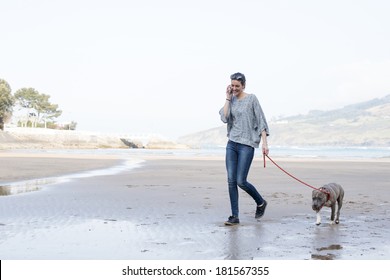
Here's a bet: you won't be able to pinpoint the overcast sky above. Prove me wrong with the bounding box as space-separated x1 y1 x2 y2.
1 0 389 139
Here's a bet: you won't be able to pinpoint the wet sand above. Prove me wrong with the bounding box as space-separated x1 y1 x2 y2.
0 152 389 259
0 152 122 183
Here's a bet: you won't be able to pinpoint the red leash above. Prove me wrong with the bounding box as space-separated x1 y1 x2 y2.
263 153 329 197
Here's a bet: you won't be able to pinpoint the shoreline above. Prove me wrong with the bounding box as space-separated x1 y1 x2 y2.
1 149 390 185
2 127 389 151
0 128 187 149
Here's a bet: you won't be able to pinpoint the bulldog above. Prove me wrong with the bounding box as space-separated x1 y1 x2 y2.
312 183 344 225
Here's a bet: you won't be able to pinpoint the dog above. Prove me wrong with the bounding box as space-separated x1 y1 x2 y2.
312 183 344 225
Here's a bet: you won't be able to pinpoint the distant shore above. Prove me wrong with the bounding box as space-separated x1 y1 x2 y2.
0 127 188 149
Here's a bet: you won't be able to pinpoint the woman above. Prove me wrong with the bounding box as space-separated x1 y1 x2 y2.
219 72 270 225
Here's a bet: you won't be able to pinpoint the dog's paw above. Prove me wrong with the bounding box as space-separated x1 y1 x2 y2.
330 221 335 225
335 220 339 224
316 222 321 226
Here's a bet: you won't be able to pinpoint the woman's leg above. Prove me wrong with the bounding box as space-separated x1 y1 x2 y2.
226 141 239 217
236 143 264 205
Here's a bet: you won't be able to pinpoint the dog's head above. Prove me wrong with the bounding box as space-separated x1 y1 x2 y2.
312 190 328 212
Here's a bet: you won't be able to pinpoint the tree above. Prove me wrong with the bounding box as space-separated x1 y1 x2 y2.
36 94 62 128
63 121 77 130
0 79 15 130
14 88 40 127
14 88 62 128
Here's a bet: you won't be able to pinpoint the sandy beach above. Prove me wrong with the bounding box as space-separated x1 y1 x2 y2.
0 150 389 260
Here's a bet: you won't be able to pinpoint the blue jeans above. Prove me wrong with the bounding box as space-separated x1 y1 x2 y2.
225 140 264 217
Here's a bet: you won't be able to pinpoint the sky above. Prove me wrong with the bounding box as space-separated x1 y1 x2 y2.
1 0 390 139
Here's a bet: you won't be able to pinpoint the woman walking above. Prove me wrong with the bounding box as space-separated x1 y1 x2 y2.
219 72 270 225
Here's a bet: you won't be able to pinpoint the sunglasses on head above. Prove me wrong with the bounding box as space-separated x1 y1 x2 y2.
230 73 245 81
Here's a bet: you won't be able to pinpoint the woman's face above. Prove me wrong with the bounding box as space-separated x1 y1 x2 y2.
231 79 245 96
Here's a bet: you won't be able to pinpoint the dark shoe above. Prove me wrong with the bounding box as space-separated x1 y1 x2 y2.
255 200 267 219
224 216 240 226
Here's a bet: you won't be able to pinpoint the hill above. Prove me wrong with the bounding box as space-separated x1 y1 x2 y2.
178 95 390 147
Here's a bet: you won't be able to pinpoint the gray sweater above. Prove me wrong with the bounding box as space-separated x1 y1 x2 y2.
219 94 269 148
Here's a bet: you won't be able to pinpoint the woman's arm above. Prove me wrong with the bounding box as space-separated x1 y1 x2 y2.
220 85 233 123
223 98 231 119
223 85 233 118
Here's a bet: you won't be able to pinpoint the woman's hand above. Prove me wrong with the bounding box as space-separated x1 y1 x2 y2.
226 85 233 100
262 143 269 156
261 130 269 155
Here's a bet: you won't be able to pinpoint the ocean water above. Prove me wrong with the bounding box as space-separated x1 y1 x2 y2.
265 145 390 159
9 146 390 159
121 146 390 159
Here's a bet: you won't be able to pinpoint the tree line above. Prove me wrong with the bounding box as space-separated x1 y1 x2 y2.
0 78 76 131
